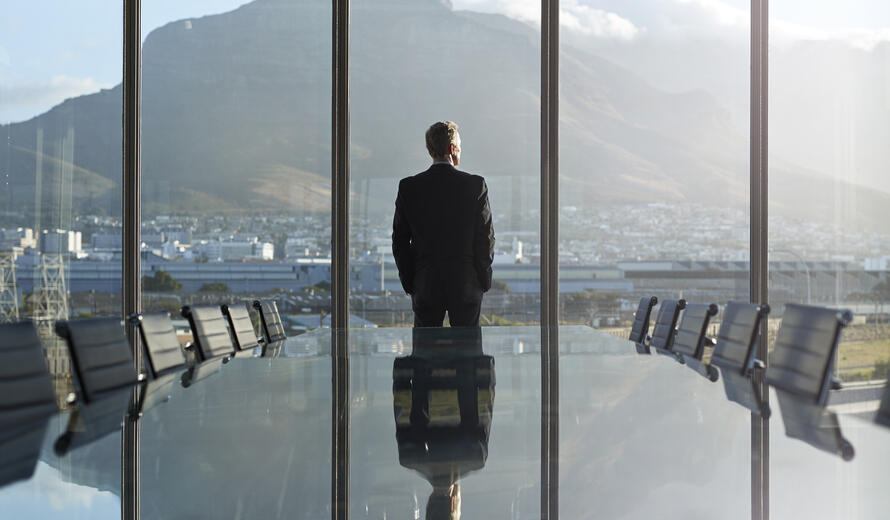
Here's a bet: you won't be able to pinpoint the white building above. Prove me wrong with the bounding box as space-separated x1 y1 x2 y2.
40 229 82 255
196 239 274 261
865 256 890 270
0 227 36 250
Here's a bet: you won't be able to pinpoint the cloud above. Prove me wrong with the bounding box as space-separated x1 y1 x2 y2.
459 0 890 50
0 462 118 516
560 1 641 39
0 45 10 66
673 0 747 29
453 0 640 40
771 20 890 51
666 0 890 50
0 75 112 124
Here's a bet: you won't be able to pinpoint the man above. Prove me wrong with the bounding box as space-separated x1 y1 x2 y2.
392 121 495 327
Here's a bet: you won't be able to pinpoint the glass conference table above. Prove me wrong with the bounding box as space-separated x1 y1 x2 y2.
1 326 888 519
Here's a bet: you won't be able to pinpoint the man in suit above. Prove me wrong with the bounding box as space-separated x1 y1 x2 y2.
392 121 495 327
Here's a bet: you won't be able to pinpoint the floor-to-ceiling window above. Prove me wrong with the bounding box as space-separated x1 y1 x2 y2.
137 1 333 517
0 1 124 410
139 0 332 337
0 2 124 517
347 0 542 517
557 1 751 516
769 2 890 517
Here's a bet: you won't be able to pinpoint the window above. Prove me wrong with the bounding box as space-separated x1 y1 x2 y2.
557 1 750 516
139 0 332 338
769 3 890 517
348 0 542 516
348 0 542 327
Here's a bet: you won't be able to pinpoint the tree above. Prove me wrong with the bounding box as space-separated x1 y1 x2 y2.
307 280 331 293
491 279 511 293
872 280 890 303
870 279 890 337
199 282 230 293
143 270 182 292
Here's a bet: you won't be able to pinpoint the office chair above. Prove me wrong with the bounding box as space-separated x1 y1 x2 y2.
130 312 188 378
55 317 140 404
629 296 658 345
709 301 771 417
253 300 287 344
672 303 720 381
766 303 855 460
180 305 236 361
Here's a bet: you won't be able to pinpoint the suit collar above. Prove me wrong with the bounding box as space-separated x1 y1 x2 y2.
428 163 456 173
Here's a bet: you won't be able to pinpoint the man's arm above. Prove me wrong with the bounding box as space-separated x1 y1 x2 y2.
473 178 495 292
392 179 415 295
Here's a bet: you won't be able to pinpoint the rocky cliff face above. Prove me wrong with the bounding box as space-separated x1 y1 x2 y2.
2 0 887 231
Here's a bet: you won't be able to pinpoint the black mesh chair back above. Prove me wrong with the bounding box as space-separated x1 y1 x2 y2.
629 296 657 343
0 321 57 426
222 302 260 351
133 312 187 378
180 305 235 361
710 302 770 375
649 299 686 351
55 318 139 403
672 303 719 360
766 303 852 407
254 300 286 343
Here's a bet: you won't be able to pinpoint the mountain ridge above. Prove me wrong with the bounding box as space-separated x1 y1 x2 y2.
1 0 888 233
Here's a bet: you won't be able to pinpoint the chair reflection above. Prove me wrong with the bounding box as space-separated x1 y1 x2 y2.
0 321 57 487
393 327 495 520
54 374 178 456
0 417 49 488
53 387 133 456
877 374 890 428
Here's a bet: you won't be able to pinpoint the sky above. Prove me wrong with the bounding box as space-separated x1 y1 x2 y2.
1 0 888 123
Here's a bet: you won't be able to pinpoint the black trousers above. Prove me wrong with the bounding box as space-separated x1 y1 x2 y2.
412 294 482 327
410 265 484 327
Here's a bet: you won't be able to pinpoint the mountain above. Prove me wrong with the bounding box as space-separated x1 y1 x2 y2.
1 0 888 233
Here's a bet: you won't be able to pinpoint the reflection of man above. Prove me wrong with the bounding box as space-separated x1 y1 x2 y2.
393 328 495 520
392 121 496 327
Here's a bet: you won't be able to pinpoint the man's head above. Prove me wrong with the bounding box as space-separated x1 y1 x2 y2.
425 121 461 167
426 484 461 520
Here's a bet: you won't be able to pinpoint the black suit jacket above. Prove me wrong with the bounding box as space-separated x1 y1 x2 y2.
392 164 495 297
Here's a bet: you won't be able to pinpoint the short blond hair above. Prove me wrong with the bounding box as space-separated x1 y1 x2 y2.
425 121 459 158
